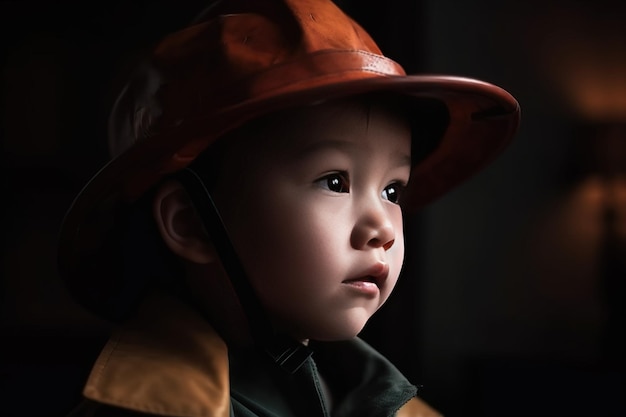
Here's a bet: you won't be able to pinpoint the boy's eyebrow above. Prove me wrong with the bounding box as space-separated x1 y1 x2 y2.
394 150 412 167
294 139 412 167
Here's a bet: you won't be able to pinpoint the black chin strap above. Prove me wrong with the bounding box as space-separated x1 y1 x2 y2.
173 168 312 373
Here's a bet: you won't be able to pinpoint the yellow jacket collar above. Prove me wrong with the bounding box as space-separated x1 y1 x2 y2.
83 293 230 417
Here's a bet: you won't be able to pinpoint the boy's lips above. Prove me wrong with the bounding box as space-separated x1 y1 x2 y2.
343 262 389 289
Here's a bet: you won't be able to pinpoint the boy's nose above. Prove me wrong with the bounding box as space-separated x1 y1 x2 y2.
350 202 396 251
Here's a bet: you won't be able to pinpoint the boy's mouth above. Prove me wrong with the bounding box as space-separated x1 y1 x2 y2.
343 262 389 289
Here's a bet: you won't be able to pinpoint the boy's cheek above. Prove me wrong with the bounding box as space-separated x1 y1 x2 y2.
391 239 406 271
386 224 406 270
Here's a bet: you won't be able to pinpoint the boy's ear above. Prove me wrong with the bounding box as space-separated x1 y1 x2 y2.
152 180 216 264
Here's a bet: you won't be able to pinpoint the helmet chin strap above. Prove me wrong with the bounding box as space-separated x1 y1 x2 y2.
173 167 313 374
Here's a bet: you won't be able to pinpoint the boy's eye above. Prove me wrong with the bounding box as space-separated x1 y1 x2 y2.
316 172 350 193
382 183 403 204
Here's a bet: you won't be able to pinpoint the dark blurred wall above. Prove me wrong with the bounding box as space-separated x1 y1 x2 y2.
419 1 625 415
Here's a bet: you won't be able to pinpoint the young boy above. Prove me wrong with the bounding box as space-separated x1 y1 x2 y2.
58 0 520 416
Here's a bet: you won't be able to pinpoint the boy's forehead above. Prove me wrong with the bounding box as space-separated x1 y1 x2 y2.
207 95 412 176
257 97 411 148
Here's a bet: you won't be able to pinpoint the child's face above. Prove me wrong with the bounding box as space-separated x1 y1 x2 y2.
213 98 411 342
